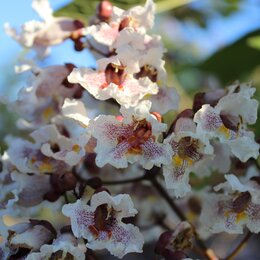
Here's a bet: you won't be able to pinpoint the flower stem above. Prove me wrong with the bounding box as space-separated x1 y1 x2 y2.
147 168 217 260
149 175 186 221
225 232 252 260
102 175 145 185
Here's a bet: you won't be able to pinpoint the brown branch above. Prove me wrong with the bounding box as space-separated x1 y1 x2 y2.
149 176 186 221
146 167 217 260
102 175 145 185
225 232 252 260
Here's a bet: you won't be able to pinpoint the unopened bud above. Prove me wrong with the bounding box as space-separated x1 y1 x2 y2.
86 177 103 189
97 1 113 20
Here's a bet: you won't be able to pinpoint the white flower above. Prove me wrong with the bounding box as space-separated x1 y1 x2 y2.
90 101 173 169
68 62 158 108
85 0 155 54
13 65 83 129
26 233 86 260
30 124 89 166
200 174 260 234
194 82 259 162
4 0 84 58
7 220 56 253
5 136 69 174
163 117 213 198
62 191 144 258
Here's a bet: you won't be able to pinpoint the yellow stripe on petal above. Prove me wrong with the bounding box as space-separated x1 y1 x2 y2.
172 155 183 167
235 212 247 224
39 163 53 173
72 144 80 153
218 125 231 139
186 157 194 166
42 107 55 122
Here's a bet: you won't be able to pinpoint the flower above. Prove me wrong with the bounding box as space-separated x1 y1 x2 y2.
163 117 213 197
27 232 86 260
194 82 259 162
4 0 84 58
6 220 56 257
200 174 260 234
62 191 144 258
68 59 158 107
90 101 173 169
5 136 68 174
13 64 83 129
85 0 155 55
30 124 89 166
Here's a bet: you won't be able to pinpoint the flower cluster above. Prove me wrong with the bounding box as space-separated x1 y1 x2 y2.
0 0 259 259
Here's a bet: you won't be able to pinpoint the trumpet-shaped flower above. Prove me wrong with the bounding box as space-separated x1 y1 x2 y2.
30 124 89 166
90 101 173 169
27 233 86 260
62 191 144 258
4 0 84 58
85 0 155 54
194 82 259 162
163 117 213 197
200 174 260 234
68 61 158 107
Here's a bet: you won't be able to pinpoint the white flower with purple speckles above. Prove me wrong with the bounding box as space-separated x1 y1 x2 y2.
163 117 213 198
90 101 173 169
194 82 259 162
200 174 260 234
62 191 144 258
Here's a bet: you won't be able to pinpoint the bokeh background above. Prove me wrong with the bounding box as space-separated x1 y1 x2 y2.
0 0 259 258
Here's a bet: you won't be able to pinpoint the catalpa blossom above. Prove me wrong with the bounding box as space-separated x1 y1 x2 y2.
4 0 84 58
5 136 69 174
6 220 56 257
90 101 173 169
62 191 144 258
30 124 89 166
200 174 260 234
68 59 158 107
14 64 83 129
85 0 155 54
194 82 259 162
27 232 86 260
163 117 213 198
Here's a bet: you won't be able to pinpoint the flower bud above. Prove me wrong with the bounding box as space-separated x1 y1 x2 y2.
96 1 113 21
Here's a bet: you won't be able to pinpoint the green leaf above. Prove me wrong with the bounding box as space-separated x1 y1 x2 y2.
247 36 260 50
198 29 260 84
54 0 194 22
55 0 145 22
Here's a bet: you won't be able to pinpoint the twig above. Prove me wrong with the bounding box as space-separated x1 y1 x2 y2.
149 176 186 221
225 232 252 260
147 168 217 260
102 175 145 185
